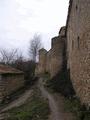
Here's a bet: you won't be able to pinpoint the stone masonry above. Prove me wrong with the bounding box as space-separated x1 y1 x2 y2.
0 64 24 102
66 0 90 106
46 49 52 75
36 0 90 107
36 26 66 78
50 26 66 78
38 48 47 75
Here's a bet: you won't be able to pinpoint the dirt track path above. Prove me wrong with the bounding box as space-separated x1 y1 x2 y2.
0 88 33 113
38 78 75 120
0 79 75 120
38 78 62 120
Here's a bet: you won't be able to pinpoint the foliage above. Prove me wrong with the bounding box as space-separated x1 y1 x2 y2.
64 98 90 120
45 69 75 98
45 40 75 98
12 60 36 85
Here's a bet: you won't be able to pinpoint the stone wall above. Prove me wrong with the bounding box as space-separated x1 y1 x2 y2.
0 74 24 102
46 49 52 74
35 0 90 106
4 74 24 96
38 48 47 75
37 27 66 78
50 28 66 77
35 63 40 76
66 0 90 106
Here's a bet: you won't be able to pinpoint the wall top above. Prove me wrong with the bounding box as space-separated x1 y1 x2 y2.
39 48 47 54
59 26 66 37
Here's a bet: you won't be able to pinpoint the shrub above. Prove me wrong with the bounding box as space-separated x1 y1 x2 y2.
46 69 75 98
64 98 90 120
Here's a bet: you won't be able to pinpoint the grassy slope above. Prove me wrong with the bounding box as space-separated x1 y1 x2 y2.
7 87 50 120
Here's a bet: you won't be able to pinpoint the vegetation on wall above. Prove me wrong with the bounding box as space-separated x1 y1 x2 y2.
64 98 90 120
45 40 75 98
45 69 75 98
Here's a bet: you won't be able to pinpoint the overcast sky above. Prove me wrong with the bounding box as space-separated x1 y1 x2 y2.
0 0 69 57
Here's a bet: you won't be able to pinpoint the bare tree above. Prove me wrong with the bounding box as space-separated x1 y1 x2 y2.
28 34 42 62
16 51 24 62
0 48 18 64
11 51 24 70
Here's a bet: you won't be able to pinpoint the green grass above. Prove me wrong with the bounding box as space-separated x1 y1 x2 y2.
64 98 90 120
43 73 90 120
7 88 50 120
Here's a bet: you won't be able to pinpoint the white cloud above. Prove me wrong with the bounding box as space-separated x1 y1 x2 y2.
0 0 69 57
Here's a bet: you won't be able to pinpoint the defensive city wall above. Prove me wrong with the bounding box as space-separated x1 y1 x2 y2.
36 0 90 107
66 0 90 106
35 26 66 78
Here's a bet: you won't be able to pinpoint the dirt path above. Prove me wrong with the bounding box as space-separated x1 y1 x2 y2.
0 79 75 120
0 88 33 113
38 78 75 120
38 78 62 120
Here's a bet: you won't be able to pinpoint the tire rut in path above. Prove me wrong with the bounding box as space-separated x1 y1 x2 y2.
38 78 63 120
0 89 33 113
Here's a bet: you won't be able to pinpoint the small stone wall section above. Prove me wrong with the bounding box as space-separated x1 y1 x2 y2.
0 74 24 102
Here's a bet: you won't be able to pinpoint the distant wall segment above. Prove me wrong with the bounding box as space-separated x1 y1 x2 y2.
36 26 66 78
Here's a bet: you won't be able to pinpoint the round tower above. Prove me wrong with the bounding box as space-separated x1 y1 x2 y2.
50 26 66 78
39 48 47 74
